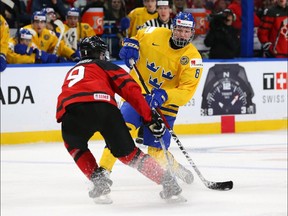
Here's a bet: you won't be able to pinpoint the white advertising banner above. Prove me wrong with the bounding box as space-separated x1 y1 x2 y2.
0 60 287 133
176 60 287 124
1 65 69 132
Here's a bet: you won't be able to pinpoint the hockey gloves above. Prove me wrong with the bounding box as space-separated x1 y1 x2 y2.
146 109 166 138
119 38 139 69
262 42 272 51
262 42 273 57
14 44 33 55
35 49 48 62
145 88 168 109
70 50 81 62
0 54 7 72
120 17 130 31
35 49 59 63
46 53 59 63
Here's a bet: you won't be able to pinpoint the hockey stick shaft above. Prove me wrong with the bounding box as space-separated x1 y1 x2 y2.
159 136 174 177
53 20 65 55
130 59 233 190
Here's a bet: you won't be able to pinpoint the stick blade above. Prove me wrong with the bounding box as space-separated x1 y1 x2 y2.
53 19 65 33
207 181 233 191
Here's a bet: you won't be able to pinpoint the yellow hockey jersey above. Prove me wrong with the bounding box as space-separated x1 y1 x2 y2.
128 7 158 37
58 23 95 50
7 37 37 64
23 24 75 59
0 15 10 56
130 27 203 117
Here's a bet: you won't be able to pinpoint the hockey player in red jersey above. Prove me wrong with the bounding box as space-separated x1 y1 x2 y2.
257 0 288 58
56 36 182 201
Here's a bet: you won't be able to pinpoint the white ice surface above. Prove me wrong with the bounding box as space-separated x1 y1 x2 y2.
1 130 287 216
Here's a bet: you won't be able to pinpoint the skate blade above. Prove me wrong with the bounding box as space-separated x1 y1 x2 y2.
93 195 113 204
164 195 187 203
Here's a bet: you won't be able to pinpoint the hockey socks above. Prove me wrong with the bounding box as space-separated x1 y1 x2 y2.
64 142 98 179
118 147 165 184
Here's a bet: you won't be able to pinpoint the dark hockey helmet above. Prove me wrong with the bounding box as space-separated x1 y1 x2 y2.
79 36 109 60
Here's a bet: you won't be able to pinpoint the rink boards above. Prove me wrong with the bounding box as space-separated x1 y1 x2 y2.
1 59 287 144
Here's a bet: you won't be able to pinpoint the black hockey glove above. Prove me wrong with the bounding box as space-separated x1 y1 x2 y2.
145 110 166 138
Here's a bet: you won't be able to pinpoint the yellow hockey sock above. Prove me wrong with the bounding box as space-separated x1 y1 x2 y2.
99 147 117 172
148 147 194 184
147 146 180 170
99 123 137 172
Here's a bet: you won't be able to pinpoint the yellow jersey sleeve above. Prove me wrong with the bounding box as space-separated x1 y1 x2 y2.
0 15 10 55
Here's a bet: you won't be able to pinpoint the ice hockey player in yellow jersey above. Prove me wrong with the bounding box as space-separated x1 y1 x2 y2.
100 12 203 184
7 28 37 64
61 7 95 51
127 0 158 37
23 11 80 62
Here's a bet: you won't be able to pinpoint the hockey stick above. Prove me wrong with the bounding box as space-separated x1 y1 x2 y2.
129 59 233 191
53 19 65 55
0 0 14 9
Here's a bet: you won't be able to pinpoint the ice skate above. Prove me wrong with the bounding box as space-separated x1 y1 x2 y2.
174 163 194 184
160 172 182 200
89 167 113 199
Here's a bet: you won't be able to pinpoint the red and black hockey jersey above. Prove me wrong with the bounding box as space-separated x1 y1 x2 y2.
56 59 152 123
258 4 288 58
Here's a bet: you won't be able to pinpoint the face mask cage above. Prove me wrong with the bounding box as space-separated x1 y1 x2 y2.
172 27 195 48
